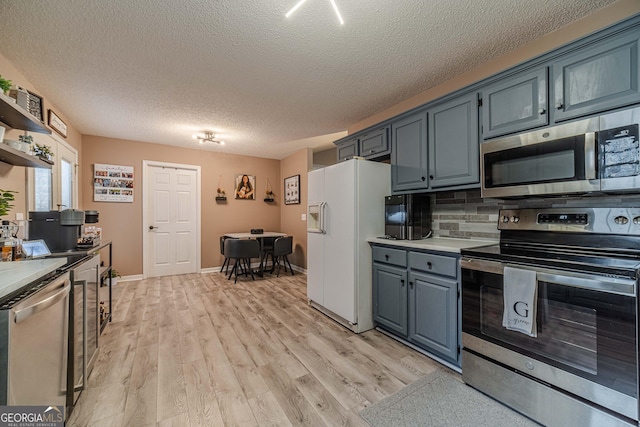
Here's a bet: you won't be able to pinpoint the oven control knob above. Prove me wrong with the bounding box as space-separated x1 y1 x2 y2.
511 216 520 223
502 215 510 223
525 361 534 371
614 215 629 225
633 216 640 225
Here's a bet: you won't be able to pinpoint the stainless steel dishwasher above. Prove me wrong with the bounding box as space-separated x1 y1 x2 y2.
0 271 71 408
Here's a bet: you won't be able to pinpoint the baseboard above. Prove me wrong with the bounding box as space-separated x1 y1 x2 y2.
119 274 142 282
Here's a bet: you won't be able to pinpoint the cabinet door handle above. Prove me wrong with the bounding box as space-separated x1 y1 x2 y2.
421 176 426 181
427 261 432 269
429 175 434 180
401 279 405 287
409 281 414 289
538 108 546 115
556 102 563 110
385 254 389 260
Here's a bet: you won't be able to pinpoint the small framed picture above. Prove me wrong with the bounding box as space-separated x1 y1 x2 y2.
235 174 256 199
48 109 67 138
284 174 300 205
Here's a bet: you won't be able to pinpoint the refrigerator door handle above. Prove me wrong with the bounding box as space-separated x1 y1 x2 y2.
308 201 327 234
320 201 326 233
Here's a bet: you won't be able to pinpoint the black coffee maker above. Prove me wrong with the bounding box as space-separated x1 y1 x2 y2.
28 210 85 252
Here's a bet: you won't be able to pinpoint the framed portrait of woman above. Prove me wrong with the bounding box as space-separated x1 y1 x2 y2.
235 174 256 200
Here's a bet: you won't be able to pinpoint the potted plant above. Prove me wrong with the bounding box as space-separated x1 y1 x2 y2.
264 179 274 202
109 268 121 286
0 75 11 95
18 134 33 153
216 175 227 201
0 189 17 219
33 143 54 163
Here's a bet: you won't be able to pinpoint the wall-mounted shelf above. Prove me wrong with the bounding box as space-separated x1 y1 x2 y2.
0 143 52 168
0 92 51 134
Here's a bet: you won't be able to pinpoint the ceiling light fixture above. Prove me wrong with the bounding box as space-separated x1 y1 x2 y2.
192 131 224 145
285 0 344 25
285 0 308 18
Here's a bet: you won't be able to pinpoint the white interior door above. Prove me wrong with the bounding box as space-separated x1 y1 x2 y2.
144 162 200 278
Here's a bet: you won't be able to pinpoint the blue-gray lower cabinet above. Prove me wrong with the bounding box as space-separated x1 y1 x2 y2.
409 271 458 362
372 263 408 337
372 244 461 367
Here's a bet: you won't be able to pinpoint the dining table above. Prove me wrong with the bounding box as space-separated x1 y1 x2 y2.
223 231 287 276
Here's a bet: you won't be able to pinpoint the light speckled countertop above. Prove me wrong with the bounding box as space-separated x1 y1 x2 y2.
368 237 497 253
0 258 67 300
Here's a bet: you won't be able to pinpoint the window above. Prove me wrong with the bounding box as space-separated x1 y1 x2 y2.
29 134 78 211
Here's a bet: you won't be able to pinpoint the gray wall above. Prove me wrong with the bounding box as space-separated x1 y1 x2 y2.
312 148 337 169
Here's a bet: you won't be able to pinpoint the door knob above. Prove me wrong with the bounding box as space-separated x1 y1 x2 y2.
149 225 157 230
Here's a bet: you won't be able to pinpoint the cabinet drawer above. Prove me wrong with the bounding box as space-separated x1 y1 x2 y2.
372 246 407 267
409 251 457 278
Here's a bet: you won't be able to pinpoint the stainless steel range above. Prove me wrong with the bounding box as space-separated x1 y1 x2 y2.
461 207 640 427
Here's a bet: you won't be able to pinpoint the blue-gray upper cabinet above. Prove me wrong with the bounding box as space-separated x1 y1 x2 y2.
336 137 359 162
428 93 480 188
552 29 640 122
481 67 548 139
360 126 390 158
391 111 429 192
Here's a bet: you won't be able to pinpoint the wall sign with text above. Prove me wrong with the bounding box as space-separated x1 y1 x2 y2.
94 163 134 202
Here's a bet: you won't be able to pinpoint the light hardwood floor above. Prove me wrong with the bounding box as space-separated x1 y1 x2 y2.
67 271 441 426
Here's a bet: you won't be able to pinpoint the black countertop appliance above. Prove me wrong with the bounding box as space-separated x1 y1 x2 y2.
384 193 431 240
29 210 85 252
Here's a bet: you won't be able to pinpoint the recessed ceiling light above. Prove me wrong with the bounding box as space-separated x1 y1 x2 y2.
285 0 344 25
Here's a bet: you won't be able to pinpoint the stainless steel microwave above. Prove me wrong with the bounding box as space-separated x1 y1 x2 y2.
481 107 640 198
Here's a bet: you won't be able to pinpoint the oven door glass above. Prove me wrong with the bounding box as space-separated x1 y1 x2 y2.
462 267 637 398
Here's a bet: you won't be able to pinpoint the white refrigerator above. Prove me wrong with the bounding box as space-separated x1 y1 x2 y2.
307 159 391 333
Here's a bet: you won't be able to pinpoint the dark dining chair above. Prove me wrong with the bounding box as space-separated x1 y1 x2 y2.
220 236 231 274
269 236 294 277
260 236 276 271
224 238 261 283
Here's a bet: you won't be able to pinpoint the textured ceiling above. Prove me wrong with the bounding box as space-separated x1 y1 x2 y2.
0 0 619 159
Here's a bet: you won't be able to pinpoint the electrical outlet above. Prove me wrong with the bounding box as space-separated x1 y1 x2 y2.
301 214 306 221
15 213 24 221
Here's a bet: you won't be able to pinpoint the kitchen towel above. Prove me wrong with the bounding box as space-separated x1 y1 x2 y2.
502 266 538 337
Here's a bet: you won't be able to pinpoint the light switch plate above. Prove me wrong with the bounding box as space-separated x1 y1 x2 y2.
301 214 306 221
15 212 24 221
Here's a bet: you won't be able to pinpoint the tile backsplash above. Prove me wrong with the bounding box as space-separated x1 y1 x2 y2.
431 189 640 240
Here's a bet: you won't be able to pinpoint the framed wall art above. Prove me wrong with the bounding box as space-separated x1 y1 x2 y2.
284 174 300 205
235 174 256 199
94 163 134 202
48 109 67 138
